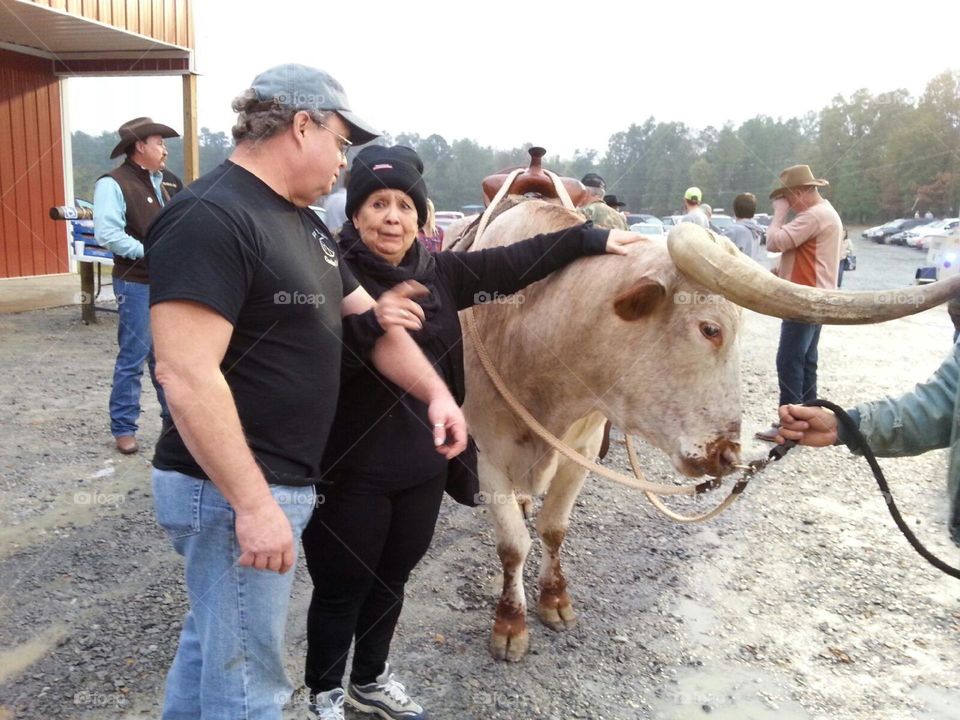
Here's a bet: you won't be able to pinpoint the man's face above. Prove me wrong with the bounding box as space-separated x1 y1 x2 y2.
135 135 168 172
294 112 349 206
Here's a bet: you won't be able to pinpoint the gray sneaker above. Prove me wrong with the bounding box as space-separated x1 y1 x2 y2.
307 688 344 720
345 663 427 719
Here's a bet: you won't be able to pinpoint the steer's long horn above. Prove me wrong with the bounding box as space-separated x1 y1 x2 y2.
667 224 960 325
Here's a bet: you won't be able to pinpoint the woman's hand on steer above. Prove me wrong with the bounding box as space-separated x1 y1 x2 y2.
375 280 428 331
604 230 647 255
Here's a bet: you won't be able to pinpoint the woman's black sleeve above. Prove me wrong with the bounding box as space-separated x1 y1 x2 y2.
435 222 609 310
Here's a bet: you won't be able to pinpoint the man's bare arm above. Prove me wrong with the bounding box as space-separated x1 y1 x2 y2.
152 300 295 573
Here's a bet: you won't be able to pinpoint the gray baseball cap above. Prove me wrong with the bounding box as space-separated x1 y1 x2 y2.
249 63 380 145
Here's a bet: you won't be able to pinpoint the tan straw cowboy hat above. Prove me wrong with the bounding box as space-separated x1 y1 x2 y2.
769 164 828 199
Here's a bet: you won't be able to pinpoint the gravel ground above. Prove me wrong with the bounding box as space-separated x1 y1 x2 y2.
1 232 958 720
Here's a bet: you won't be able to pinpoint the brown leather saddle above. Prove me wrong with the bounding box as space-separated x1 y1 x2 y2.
481 147 588 207
448 148 586 252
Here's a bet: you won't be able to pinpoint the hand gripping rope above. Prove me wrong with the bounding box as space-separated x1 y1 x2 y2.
800 399 960 580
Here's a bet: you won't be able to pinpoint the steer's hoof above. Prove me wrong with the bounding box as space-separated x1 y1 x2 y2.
490 627 529 662
537 601 577 632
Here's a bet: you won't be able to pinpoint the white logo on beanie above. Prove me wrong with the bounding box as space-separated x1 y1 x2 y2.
372 164 393 171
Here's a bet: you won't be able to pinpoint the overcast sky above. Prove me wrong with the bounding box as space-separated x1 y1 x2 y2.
66 0 960 158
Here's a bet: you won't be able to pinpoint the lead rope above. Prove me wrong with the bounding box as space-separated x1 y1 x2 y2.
625 437 751 523
806 399 960 579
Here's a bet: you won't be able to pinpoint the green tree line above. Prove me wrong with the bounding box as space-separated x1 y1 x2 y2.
73 69 959 223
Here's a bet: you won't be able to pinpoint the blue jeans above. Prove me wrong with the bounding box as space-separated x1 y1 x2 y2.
776 320 823 407
153 468 316 720
110 277 168 436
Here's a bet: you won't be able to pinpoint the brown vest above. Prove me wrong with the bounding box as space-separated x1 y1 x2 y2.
101 159 181 284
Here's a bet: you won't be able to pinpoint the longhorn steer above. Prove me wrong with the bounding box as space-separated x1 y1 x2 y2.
459 201 743 661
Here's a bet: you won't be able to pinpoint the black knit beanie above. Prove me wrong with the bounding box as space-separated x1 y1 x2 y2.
345 145 428 228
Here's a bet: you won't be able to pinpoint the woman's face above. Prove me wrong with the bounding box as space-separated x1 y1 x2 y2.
353 189 419 265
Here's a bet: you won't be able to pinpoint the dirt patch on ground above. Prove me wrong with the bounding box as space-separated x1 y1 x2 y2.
1 236 958 719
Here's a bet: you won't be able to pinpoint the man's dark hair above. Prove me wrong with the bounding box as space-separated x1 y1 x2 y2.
733 192 757 219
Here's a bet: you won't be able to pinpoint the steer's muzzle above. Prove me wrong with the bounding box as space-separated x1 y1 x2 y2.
680 438 741 477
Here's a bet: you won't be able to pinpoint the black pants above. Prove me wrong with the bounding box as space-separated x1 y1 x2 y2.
302 471 446 693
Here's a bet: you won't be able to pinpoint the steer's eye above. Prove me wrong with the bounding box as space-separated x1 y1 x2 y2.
700 322 721 340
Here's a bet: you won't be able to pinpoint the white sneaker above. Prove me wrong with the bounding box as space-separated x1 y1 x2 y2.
345 663 427 719
307 688 344 720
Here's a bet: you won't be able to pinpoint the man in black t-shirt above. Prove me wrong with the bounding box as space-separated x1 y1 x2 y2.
145 64 466 720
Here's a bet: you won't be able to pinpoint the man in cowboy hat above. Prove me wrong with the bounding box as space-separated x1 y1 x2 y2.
756 164 842 442
680 186 709 228
93 117 183 455
578 173 627 230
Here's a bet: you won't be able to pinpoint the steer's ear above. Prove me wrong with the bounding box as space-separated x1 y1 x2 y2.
613 279 666 322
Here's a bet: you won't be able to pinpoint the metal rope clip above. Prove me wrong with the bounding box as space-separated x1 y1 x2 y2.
767 439 797 463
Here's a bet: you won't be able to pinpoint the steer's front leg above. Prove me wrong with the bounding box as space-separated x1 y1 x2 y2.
536 461 587 632
484 459 532 662
536 423 600 632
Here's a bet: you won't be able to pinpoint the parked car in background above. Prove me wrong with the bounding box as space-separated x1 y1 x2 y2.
862 217 928 243
890 219 941 245
434 210 465 230
661 215 684 228
904 218 959 249
754 213 772 227
629 221 667 239
624 213 661 226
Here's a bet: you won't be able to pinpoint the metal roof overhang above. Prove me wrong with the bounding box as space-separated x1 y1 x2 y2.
0 0 191 76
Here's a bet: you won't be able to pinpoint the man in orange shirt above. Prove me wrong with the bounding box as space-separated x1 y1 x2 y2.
756 165 842 441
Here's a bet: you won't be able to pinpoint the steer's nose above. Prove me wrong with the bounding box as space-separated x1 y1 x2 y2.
679 438 741 477
706 438 741 476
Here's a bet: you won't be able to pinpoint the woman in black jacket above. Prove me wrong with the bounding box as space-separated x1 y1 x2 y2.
302 145 641 720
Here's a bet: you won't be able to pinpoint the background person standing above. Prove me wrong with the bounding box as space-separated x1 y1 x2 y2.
756 165 842 441
93 117 182 455
680 186 709 227
578 173 628 230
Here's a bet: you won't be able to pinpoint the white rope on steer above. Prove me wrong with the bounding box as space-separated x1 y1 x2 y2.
464 303 746 522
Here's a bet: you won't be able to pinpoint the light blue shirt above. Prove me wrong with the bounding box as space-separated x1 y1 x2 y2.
93 167 166 259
